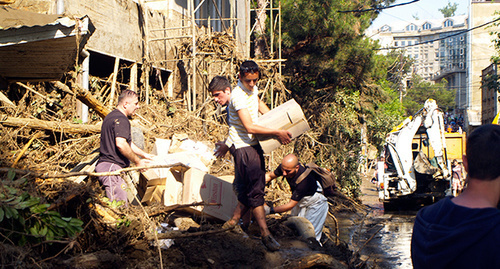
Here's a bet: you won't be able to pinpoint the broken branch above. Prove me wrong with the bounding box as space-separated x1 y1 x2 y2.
0 114 101 134
0 163 189 179
11 132 43 168
145 226 234 240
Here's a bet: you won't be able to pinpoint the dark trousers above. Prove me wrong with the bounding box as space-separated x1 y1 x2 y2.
230 144 266 208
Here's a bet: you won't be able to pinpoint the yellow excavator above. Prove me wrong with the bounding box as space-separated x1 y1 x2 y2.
379 99 453 210
493 111 500 125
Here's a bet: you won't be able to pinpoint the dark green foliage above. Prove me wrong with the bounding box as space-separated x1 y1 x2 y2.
403 75 455 115
439 2 458 18
0 170 83 246
277 0 400 197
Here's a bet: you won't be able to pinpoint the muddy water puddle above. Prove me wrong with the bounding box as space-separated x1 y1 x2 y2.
333 206 416 268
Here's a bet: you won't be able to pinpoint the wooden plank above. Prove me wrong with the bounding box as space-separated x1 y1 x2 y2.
109 57 120 108
0 91 15 107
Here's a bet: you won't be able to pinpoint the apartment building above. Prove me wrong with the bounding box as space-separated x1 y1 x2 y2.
368 15 468 113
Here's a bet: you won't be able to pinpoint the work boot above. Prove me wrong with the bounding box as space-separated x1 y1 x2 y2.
262 235 280 251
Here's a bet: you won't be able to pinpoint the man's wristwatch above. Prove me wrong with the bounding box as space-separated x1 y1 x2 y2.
270 206 275 214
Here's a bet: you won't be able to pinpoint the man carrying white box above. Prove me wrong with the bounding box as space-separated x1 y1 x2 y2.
209 61 291 251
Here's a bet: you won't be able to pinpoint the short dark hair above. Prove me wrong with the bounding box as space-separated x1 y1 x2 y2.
466 124 500 180
117 90 138 105
208 76 231 93
240 60 259 77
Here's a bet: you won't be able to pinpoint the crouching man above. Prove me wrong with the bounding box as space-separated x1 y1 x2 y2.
265 154 329 244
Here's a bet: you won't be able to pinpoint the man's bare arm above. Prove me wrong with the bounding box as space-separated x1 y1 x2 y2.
237 108 291 144
131 142 154 160
258 99 270 114
265 171 278 184
273 200 299 213
116 137 151 167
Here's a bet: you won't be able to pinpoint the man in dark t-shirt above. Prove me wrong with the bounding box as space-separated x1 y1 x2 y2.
95 90 153 204
265 154 328 243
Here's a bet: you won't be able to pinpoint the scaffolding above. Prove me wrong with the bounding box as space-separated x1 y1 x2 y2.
143 0 285 111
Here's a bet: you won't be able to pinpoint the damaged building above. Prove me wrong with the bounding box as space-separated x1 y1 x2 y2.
0 0 271 119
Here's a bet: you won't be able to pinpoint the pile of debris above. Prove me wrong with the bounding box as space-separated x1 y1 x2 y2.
0 76 367 268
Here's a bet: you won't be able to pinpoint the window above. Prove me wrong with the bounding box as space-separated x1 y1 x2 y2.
444 19 453 27
408 41 412 46
381 25 391 32
414 54 418 58
394 41 398 46
460 48 464 55
423 22 431 30
459 62 464 68
402 41 406 46
406 24 417 31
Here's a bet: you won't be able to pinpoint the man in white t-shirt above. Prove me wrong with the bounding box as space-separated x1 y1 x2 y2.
209 62 291 251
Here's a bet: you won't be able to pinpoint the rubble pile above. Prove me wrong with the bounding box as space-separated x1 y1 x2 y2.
0 50 365 269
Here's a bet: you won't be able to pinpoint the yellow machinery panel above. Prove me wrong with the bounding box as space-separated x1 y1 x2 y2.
412 132 466 162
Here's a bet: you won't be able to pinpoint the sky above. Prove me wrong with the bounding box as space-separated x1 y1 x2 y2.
368 0 469 31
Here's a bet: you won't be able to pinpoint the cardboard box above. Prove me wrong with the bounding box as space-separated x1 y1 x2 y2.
138 169 166 197
256 99 310 153
164 168 184 206
141 185 166 205
182 168 237 221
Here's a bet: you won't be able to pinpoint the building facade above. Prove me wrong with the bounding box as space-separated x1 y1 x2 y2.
368 15 468 114
470 1 500 128
481 63 499 124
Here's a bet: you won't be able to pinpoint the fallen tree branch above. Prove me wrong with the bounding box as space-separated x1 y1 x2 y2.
17 82 62 108
0 114 101 134
0 163 189 179
327 210 340 245
145 226 234 240
148 202 221 217
69 81 111 119
12 132 43 168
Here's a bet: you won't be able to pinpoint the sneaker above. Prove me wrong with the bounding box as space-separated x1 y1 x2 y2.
262 235 280 251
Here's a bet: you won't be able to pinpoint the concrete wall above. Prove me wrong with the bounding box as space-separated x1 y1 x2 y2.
11 0 187 66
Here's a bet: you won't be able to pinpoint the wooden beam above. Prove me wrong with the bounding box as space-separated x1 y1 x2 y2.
109 57 120 108
0 91 15 107
130 63 137 92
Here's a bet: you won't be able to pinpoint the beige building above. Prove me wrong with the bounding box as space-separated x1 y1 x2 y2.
469 0 500 127
481 63 499 124
368 15 468 114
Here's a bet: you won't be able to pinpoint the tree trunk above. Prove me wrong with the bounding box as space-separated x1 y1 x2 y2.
0 114 101 134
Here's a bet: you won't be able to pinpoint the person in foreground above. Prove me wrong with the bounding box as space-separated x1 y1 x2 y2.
411 124 500 268
265 154 328 244
208 62 291 251
95 90 153 204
